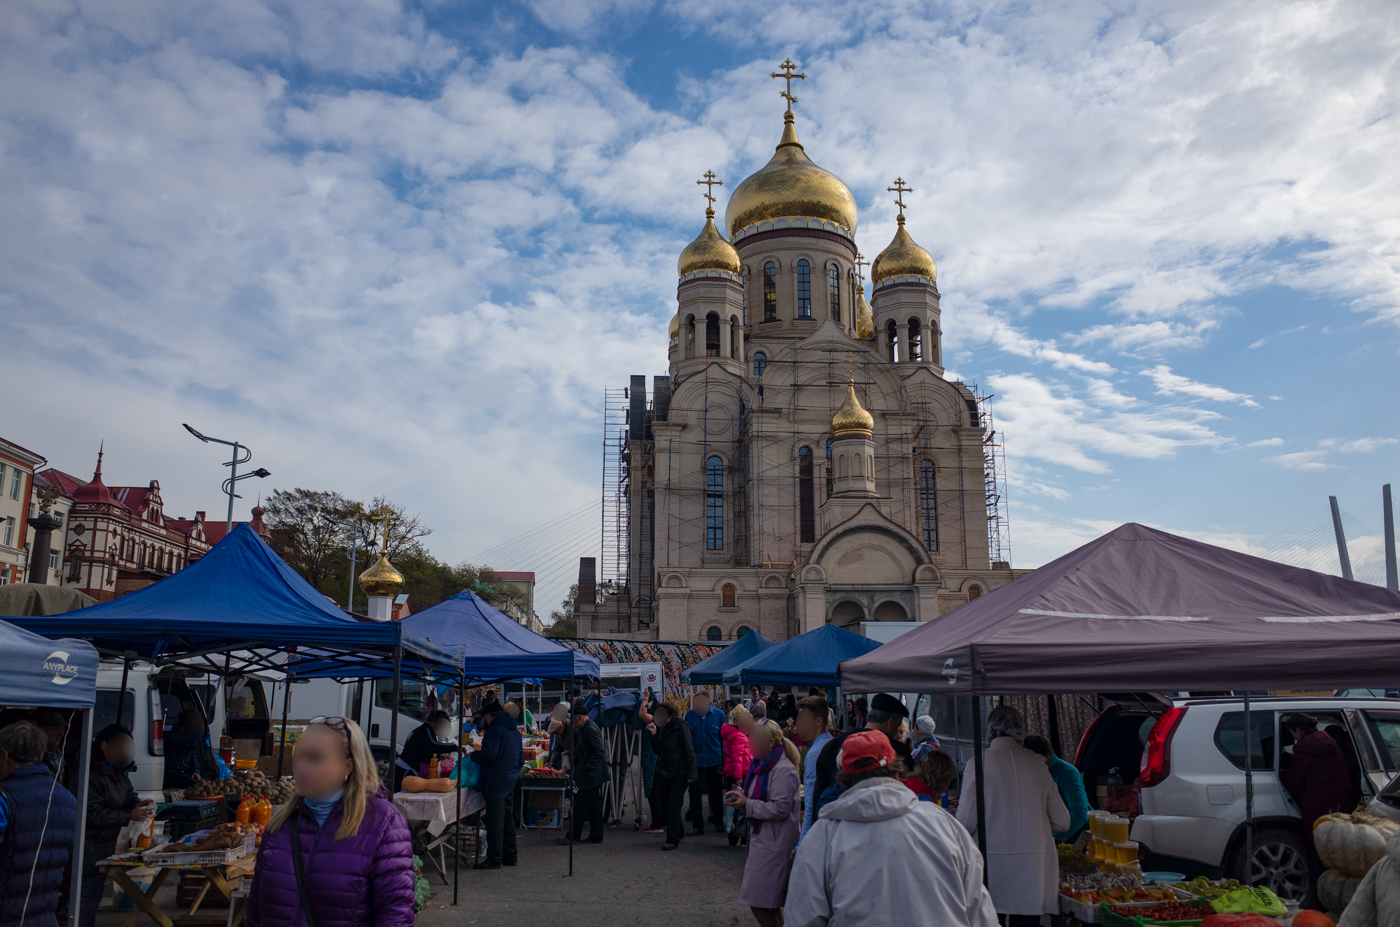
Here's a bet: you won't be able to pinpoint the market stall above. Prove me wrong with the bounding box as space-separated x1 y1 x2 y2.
0 616 100 926
838 522 1400 914
722 623 882 689
681 629 776 685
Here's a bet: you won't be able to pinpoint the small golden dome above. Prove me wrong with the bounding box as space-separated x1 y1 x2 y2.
831 380 874 437
678 208 741 277
725 112 859 238
871 215 936 284
855 289 874 340
668 315 679 341
358 554 404 598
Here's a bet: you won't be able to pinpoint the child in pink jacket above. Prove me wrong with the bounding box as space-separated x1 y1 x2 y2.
722 706 756 845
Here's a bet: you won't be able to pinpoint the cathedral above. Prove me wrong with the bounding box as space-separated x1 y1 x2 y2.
579 64 1020 643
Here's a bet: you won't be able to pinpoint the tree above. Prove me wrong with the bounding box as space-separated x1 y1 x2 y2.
263 489 358 592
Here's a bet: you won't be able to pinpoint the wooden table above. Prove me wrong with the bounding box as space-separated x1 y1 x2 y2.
100 854 256 927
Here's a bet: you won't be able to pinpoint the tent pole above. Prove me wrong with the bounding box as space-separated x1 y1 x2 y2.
69 706 94 927
453 671 464 906
568 675 575 878
117 660 131 728
953 695 962 769
389 642 403 789
1047 695 1062 757
1244 690 1254 884
276 678 292 780
972 695 989 885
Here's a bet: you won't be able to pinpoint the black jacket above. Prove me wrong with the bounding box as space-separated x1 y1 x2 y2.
471 711 523 802
0 764 76 927
649 718 696 782
571 719 609 791
83 760 139 876
396 722 458 789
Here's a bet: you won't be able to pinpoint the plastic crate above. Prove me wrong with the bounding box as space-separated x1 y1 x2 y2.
1099 898 1214 927
143 843 249 867
156 801 220 840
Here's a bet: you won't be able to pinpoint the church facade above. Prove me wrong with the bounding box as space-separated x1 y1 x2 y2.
581 73 1020 642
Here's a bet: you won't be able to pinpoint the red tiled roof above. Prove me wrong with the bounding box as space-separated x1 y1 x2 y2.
495 572 536 581
110 486 154 513
37 469 86 498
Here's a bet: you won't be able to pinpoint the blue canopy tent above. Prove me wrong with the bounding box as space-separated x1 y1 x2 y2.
681 630 776 685
0 617 100 927
721 624 883 688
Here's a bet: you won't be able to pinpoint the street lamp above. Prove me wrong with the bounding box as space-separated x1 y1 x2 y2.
332 517 373 612
182 424 271 534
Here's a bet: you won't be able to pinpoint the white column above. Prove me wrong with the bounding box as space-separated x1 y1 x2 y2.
719 317 732 358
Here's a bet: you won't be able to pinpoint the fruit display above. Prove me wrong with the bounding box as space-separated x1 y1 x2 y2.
1291 912 1335 927
1063 885 1177 905
1314 811 1399 878
1173 878 1243 900
1108 899 1210 922
1064 872 1144 891
522 767 567 779
1197 915 1286 927
1058 842 1091 869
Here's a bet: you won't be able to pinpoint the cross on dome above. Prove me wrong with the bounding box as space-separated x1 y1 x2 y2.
855 253 869 286
696 170 723 212
887 177 913 219
771 58 806 113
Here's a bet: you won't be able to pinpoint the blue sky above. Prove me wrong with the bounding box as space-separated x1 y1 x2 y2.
3 0 1397 616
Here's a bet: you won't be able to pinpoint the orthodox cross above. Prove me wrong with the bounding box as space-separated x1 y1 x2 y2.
368 506 394 553
844 351 857 379
888 177 913 218
855 253 869 286
696 170 723 210
771 58 806 112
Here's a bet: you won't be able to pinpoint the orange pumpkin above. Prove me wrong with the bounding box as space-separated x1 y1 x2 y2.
1292 912 1335 927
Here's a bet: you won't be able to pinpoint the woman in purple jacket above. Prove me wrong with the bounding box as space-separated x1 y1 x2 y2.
247 718 415 927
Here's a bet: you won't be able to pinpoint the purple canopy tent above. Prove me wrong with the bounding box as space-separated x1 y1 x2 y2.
838 522 1400 885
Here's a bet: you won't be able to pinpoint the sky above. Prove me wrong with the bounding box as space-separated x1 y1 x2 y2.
3 0 1398 618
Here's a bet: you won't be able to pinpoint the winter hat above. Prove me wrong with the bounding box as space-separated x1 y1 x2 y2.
838 730 896 774
916 715 937 737
870 693 909 718
480 696 505 716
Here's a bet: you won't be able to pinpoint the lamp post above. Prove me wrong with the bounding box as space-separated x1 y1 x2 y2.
182 424 271 534
333 518 372 612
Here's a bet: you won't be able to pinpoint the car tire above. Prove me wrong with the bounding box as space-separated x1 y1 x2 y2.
1229 828 1315 905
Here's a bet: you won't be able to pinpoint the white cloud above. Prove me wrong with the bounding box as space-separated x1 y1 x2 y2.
1245 437 1285 447
1319 437 1399 454
1141 365 1260 407
1247 324 1308 349
1267 450 1332 471
1073 320 1220 353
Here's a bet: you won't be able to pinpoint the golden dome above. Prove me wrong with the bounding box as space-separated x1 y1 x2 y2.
358 554 404 598
871 215 936 284
668 314 679 341
725 112 858 238
855 289 874 340
831 380 874 437
678 208 741 277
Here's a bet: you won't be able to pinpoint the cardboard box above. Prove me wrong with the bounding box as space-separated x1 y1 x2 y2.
232 739 262 761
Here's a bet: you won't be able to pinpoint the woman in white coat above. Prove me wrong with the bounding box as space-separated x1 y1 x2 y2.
956 705 1070 927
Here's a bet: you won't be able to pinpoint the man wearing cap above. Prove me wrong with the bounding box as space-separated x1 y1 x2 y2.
811 693 912 824
562 702 609 845
785 731 997 927
470 696 523 869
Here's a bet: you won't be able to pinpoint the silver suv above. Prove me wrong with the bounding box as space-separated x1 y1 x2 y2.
1076 695 1400 901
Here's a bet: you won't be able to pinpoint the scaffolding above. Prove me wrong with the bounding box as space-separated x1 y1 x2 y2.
601 387 630 590
973 383 1012 568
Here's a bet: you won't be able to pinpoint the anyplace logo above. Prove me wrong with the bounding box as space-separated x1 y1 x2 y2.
942 658 958 686
44 651 81 686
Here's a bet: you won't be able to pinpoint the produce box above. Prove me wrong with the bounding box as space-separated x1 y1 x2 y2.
232 739 262 761
528 789 564 810
523 807 560 829
1100 898 1214 927
155 800 219 840
256 756 288 779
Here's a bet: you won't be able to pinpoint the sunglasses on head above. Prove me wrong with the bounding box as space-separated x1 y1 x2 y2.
309 716 352 734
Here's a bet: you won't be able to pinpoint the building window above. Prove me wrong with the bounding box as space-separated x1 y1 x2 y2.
49 549 59 571
722 583 736 608
796 259 811 318
8 467 20 500
752 352 767 376
742 270 749 322
763 262 777 321
0 466 5 495
705 313 720 357
68 554 82 582
968 585 982 600
736 626 751 638
828 264 841 322
706 456 724 551
908 318 922 361
54 512 63 528
886 320 899 362
2 516 13 547
706 626 723 642
798 447 815 544
825 439 833 497
918 460 938 551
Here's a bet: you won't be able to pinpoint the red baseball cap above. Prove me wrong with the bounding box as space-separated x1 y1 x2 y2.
839 730 896 774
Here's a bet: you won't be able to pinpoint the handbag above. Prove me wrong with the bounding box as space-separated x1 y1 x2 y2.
289 811 320 927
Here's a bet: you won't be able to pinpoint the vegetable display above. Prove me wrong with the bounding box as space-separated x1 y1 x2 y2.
1316 869 1363 915
1196 915 1285 927
1314 811 1399 878
401 775 454 793
1173 878 1243 900
1058 842 1092 869
1290 912 1335 927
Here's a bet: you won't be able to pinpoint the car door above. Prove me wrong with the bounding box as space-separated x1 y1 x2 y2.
1278 708 1372 813
1360 709 1400 793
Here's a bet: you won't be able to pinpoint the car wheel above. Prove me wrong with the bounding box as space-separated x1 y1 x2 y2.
1231 828 1313 903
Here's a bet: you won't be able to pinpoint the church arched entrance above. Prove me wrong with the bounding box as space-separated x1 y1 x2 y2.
828 600 864 629
872 600 908 622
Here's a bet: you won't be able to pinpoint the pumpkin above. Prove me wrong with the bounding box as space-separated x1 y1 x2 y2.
1291 911 1335 927
401 775 453 793
1317 869 1364 915
1315 812 1399 877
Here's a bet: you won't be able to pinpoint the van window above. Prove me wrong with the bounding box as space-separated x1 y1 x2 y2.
95 689 136 734
1215 711 1275 770
1364 711 1400 772
375 679 428 722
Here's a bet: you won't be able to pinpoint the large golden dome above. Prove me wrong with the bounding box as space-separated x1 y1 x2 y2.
871 216 936 284
855 289 874 340
358 554 404 598
678 208 741 277
725 112 858 238
831 380 874 436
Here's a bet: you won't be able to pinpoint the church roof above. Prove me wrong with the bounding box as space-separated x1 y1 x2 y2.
831 380 875 436
725 112 858 239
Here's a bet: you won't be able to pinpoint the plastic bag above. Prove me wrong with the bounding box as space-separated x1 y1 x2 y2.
724 805 736 833
215 753 232 779
450 758 480 789
1210 888 1286 918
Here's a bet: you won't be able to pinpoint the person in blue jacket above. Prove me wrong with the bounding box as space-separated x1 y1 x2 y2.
470 697 522 869
1024 735 1090 842
684 692 726 835
0 720 77 927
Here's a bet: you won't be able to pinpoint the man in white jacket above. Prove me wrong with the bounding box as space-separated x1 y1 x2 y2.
784 731 998 927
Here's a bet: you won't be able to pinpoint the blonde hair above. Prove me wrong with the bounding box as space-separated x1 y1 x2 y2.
729 704 751 725
266 719 380 840
757 719 801 769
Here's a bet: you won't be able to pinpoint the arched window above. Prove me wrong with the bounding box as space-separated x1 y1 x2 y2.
825 439 833 497
886 320 899 362
722 583 736 608
908 318 922 361
730 316 739 358
967 585 983 600
919 459 938 551
752 351 767 376
798 447 815 543
706 626 722 641
828 264 841 322
705 313 720 356
685 314 696 354
763 262 778 321
706 456 724 550
736 626 751 638
796 259 811 318
742 270 749 322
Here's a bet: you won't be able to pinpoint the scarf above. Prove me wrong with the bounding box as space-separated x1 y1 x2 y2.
987 705 1025 744
743 745 785 836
